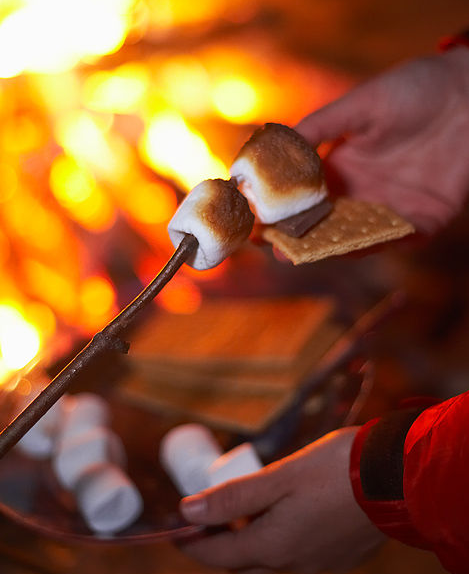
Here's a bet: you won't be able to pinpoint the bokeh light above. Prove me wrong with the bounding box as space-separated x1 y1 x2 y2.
0 0 136 77
0 304 41 382
212 76 259 123
140 110 228 190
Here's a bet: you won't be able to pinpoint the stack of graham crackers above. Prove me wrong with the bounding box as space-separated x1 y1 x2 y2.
118 297 346 433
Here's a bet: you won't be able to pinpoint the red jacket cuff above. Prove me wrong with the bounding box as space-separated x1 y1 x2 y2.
350 418 429 548
439 31 469 52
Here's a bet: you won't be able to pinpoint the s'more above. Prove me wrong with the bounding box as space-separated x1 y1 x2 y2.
262 197 415 265
231 123 414 265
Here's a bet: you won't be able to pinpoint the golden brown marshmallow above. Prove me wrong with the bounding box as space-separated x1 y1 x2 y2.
230 123 328 224
168 179 254 270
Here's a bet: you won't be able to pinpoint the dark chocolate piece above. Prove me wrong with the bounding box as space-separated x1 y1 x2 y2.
274 199 333 238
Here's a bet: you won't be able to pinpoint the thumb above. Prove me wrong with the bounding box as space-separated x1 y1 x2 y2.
295 84 372 146
180 465 288 526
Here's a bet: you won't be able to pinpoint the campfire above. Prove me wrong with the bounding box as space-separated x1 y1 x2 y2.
0 0 353 384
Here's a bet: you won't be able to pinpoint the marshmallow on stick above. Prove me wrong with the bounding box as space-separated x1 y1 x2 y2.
231 123 328 224
168 178 254 270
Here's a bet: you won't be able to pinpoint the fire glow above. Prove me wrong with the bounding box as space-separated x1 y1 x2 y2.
0 304 41 383
0 0 135 78
140 110 229 189
0 0 351 381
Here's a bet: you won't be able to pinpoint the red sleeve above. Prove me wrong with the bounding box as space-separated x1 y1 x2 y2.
350 391 469 574
439 30 469 51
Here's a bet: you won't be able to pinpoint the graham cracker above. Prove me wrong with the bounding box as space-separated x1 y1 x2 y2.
119 320 346 432
128 296 335 372
262 198 415 265
133 321 345 395
118 373 293 433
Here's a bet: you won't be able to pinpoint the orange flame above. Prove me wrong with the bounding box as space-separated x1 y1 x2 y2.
0 0 136 78
0 0 353 353
140 110 228 190
0 303 41 384
211 76 259 123
79 275 117 333
157 274 202 315
49 155 116 232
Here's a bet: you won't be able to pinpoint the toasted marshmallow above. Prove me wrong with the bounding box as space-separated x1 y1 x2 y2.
168 178 254 270
231 123 328 224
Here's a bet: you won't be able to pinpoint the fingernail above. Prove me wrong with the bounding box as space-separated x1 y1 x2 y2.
181 495 207 522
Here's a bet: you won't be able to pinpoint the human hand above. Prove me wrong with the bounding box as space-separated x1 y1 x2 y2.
296 47 469 233
179 427 385 573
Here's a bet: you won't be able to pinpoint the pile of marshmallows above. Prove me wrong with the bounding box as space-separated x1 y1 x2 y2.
18 395 263 535
168 123 327 270
18 393 143 536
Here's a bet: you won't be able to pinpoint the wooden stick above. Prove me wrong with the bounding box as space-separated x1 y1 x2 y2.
0 234 198 459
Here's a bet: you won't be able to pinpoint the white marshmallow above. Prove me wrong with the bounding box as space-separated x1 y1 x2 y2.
208 443 263 488
17 397 69 460
53 427 126 491
59 393 110 443
230 123 328 224
168 179 254 270
75 464 143 535
231 157 327 224
160 424 223 496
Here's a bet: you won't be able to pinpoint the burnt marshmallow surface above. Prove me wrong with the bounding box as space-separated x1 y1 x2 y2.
231 123 328 224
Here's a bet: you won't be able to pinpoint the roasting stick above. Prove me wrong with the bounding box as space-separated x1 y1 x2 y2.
0 234 199 460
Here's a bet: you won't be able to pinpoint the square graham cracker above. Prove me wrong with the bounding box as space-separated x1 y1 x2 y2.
127 296 334 373
132 321 345 395
118 374 293 433
262 198 415 265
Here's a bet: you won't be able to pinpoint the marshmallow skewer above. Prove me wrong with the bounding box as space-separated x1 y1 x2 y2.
168 178 254 270
0 234 198 459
